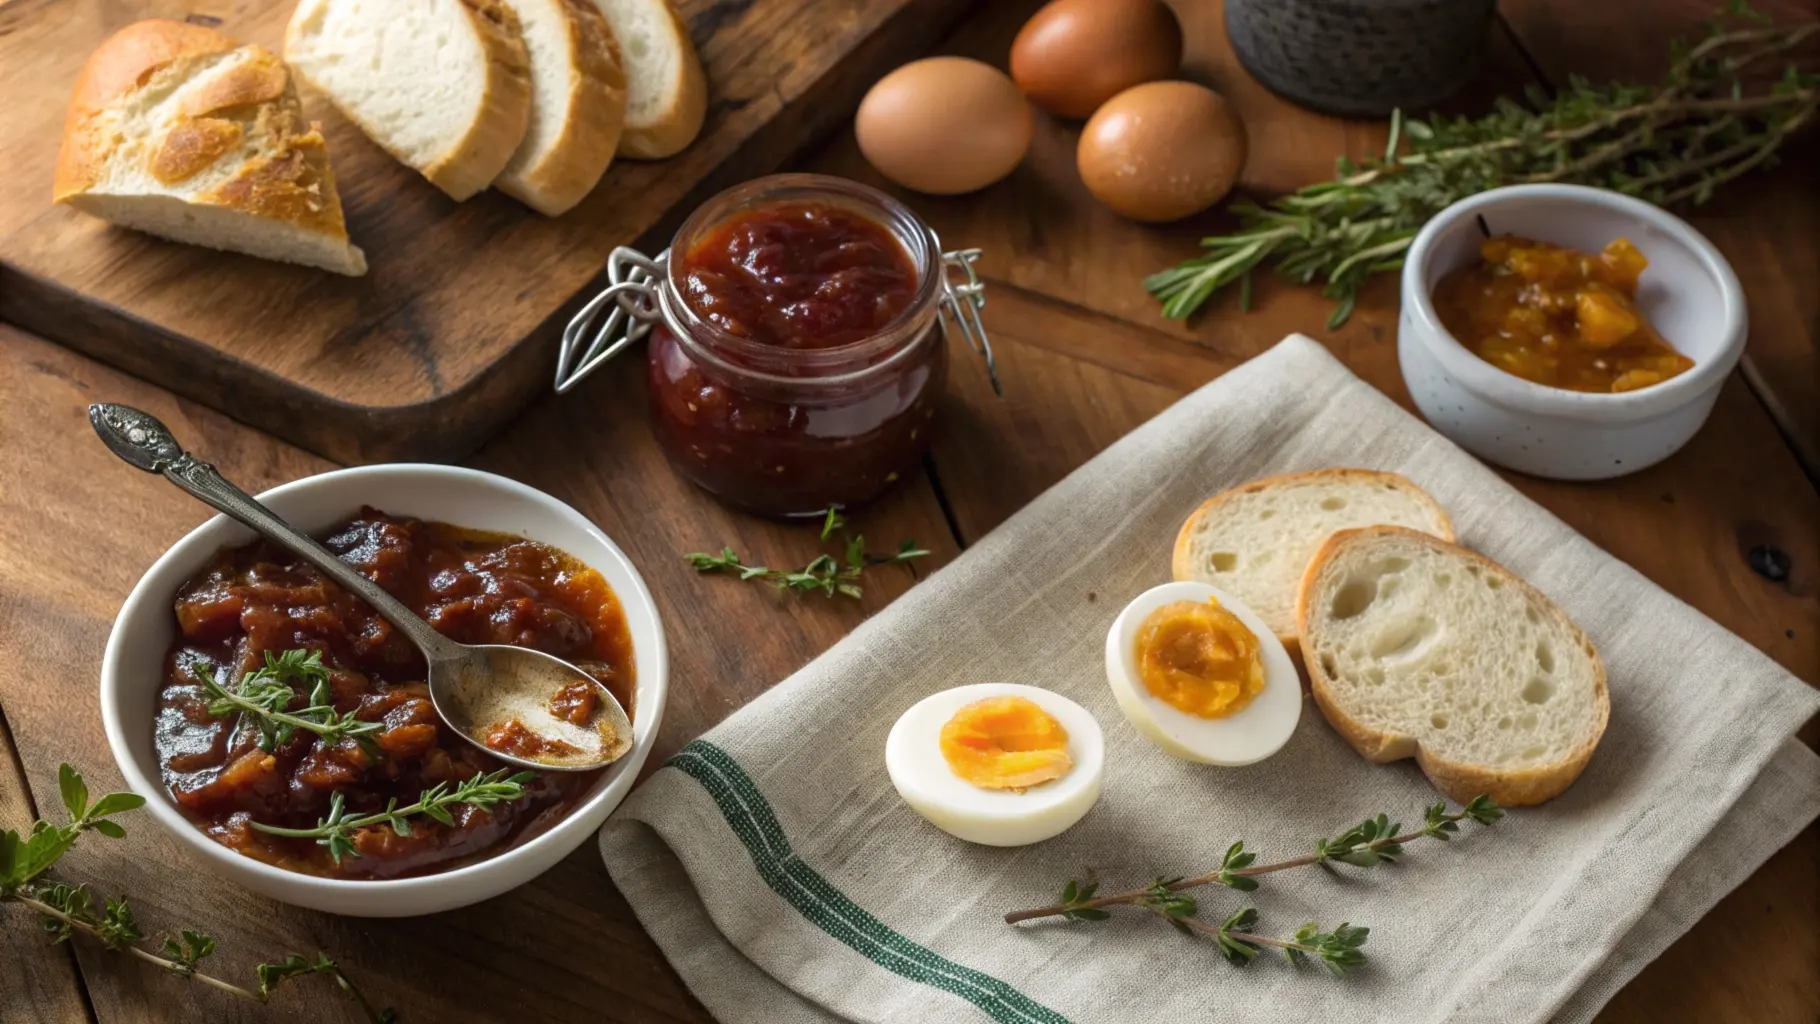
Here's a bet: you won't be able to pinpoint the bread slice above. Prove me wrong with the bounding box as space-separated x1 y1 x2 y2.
53 20 366 276
1298 526 1609 806
582 0 706 159
1172 469 1454 654
496 0 627 215
284 0 533 201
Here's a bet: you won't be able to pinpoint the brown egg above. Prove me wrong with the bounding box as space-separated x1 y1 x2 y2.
1010 0 1182 119
856 57 1032 196
1077 81 1247 223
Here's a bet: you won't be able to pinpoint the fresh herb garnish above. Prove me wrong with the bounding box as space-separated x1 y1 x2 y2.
250 767 534 865
1146 3 1819 326
1005 796 1501 972
195 648 384 754
2 764 393 1020
685 508 930 600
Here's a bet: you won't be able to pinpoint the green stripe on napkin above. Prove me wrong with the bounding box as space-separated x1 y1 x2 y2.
667 740 1071 1024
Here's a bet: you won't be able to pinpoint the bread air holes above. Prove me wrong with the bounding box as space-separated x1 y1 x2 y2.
1369 616 1438 661
1209 552 1238 572
1365 667 1385 686
1430 713 1448 729
1320 653 1338 677
1329 578 1377 620
1535 641 1555 674
1258 508 1277 521
1320 496 1347 511
1521 677 1554 704
1524 605 1540 625
1485 576 1505 591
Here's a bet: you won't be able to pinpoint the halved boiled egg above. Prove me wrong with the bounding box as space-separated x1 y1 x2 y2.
1105 581 1301 765
886 683 1104 846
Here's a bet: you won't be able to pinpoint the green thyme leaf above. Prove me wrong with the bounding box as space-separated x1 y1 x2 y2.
687 515 929 601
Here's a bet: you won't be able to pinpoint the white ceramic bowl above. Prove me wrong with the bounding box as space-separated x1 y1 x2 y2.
1398 184 1746 480
100 465 668 917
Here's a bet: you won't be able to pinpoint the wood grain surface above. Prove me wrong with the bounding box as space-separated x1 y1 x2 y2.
0 0 973 465
1 0 1817 1021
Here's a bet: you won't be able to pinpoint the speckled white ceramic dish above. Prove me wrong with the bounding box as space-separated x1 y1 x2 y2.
1398 184 1746 480
100 465 668 917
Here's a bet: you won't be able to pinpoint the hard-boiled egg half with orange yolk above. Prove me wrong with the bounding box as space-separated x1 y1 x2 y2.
1105 581 1301 765
886 683 1104 846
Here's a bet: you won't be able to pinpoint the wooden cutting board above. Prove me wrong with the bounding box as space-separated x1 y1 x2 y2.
0 0 972 463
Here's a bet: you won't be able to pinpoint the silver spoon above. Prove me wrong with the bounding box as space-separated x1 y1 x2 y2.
89 403 632 772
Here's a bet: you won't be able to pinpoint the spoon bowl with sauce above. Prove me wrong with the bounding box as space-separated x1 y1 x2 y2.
89 403 633 773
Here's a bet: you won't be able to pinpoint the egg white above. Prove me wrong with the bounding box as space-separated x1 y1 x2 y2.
1104 581 1302 766
885 683 1104 847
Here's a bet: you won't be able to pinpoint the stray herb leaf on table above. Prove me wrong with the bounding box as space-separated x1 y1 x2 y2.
3 764 394 1021
686 508 930 600
1147 2 1819 326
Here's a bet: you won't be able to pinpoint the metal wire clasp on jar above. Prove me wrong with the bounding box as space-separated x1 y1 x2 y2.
552 174 998 518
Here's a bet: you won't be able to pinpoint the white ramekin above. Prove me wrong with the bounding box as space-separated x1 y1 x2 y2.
100 465 668 917
1398 184 1746 480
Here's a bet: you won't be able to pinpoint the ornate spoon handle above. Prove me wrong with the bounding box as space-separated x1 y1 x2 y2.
88 403 463 662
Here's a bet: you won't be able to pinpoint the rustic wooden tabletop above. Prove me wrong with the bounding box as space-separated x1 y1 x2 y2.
2 0 1815 1021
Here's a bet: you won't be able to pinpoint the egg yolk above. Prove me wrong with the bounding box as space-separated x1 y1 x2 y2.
1135 599 1265 719
938 696 1073 791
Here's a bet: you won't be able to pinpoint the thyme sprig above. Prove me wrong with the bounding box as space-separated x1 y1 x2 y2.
686 509 930 600
1003 795 1501 963
250 767 535 865
1147 2 1820 326
2 764 393 1021
196 648 383 754
1148 906 1370 975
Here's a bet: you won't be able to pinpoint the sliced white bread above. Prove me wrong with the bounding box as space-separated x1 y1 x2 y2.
582 0 706 159
1297 526 1609 806
284 0 533 201
53 20 366 275
496 0 627 215
1172 469 1454 654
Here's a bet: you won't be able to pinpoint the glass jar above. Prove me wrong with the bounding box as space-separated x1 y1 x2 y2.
554 174 994 518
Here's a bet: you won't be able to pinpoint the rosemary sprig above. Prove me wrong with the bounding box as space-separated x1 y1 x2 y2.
2 764 393 1021
250 767 535 865
1147 2 1819 326
685 508 930 600
1004 796 1501 928
196 648 383 755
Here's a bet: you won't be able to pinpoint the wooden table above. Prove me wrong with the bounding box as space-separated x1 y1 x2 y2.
3 1 1815 1021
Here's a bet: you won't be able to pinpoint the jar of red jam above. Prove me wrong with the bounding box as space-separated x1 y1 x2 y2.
555 175 994 517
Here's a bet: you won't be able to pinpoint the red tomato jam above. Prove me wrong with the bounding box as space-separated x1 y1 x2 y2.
678 202 920 348
153 509 635 879
647 199 946 516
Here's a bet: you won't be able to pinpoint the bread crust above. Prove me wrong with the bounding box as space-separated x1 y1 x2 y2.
284 0 533 202
1296 525 1610 807
54 20 238 201
54 20 364 276
1170 468 1456 656
611 0 707 159
497 0 628 215
428 0 534 199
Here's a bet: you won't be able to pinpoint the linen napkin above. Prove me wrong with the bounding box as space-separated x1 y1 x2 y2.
600 335 1820 1024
